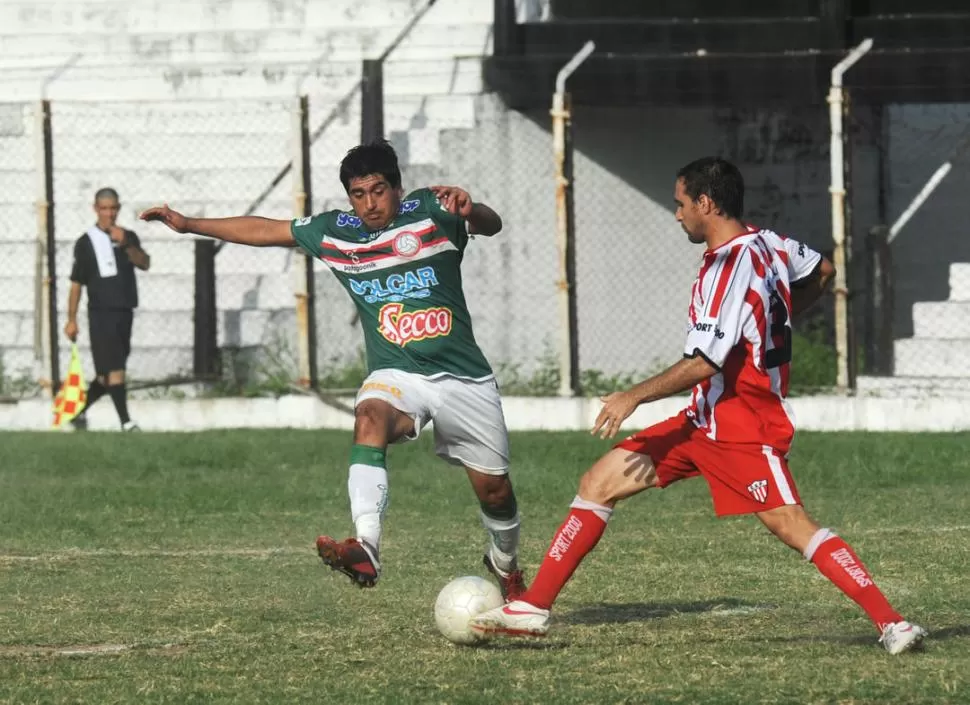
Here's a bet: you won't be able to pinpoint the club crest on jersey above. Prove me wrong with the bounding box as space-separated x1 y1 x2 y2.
378 302 452 346
392 231 422 258
747 479 769 503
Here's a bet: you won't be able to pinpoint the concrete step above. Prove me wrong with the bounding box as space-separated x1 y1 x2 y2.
0 0 492 34
2 344 196 381
893 338 970 376
912 301 970 339
948 263 970 301
0 24 492 64
0 271 297 315
857 374 970 398
0 57 484 101
2 236 301 277
1 307 296 348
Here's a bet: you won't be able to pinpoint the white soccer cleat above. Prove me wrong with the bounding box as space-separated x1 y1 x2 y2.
879 621 927 655
468 600 551 638
122 421 140 432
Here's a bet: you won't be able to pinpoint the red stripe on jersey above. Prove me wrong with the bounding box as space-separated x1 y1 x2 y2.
748 248 766 278
745 289 766 331
708 245 742 318
776 248 790 267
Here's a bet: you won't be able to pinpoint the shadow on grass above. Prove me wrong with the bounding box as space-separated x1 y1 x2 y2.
474 640 569 651
749 623 970 649
563 598 774 626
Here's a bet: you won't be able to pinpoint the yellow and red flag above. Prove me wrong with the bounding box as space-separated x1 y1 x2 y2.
52 344 87 429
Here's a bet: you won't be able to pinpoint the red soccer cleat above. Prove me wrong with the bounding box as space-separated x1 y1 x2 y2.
316 536 380 588
483 552 527 602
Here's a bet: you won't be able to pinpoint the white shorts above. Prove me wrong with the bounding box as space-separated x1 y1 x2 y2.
355 369 510 475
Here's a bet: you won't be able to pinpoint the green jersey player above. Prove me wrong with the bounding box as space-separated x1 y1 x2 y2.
140 141 526 600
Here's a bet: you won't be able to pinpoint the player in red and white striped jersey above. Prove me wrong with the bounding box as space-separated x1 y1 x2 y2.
470 157 926 655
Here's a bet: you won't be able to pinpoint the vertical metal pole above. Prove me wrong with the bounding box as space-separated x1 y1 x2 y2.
35 99 59 394
843 90 857 389
552 92 571 397
193 239 217 378
563 93 580 395
551 40 594 398
361 60 384 144
828 38 872 393
292 95 317 389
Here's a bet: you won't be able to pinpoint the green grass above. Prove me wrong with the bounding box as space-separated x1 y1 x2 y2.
1 430 968 704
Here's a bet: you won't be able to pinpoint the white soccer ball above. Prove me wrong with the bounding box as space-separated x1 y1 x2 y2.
434 575 504 645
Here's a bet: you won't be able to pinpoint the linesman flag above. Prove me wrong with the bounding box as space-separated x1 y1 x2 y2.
52 344 87 429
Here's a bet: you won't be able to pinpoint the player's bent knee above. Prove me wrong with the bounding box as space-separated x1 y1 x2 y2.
757 504 819 553
354 400 406 445
578 450 657 506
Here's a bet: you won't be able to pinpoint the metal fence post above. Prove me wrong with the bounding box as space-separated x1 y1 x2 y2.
361 60 384 144
193 239 217 378
552 41 594 397
292 95 318 389
35 99 59 394
865 225 894 376
829 38 872 393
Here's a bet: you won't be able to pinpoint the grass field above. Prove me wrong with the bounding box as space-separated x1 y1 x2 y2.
1 430 968 704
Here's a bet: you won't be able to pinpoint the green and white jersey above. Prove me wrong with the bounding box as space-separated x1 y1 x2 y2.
290 187 493 380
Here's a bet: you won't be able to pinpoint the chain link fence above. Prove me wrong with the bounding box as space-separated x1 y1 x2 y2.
0 101 42 400
851 101 970 390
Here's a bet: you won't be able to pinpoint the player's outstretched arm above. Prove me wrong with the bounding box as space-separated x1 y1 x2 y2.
592 356 717 439
139 205 296 248
791 256 835 318
430 185 503 236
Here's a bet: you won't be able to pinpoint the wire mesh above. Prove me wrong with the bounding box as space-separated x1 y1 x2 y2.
49 99 298 390
851 101 970 385
0 101 42 400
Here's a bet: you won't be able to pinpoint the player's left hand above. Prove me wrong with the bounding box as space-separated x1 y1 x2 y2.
430 185 473 218
107 225 127 245
592 390 640 439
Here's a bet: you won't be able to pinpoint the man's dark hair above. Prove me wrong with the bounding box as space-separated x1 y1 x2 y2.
676 157 744 220
94 187 119 202
339 140 402 192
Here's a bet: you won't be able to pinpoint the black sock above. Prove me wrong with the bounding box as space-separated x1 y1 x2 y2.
107 384 130 424
81 379 107 415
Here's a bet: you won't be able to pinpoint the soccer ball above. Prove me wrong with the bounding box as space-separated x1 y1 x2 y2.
433 575 504 645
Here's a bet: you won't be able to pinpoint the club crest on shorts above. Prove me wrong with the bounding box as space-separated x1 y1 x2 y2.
747 479 769 503
393 231 421 257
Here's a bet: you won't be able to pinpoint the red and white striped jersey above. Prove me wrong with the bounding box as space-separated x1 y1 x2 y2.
683 226 822 452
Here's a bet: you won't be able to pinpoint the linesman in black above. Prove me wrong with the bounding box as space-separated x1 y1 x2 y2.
65 187 151 430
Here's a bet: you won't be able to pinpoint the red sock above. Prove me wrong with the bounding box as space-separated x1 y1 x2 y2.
522 508 608 610
811 535 903 632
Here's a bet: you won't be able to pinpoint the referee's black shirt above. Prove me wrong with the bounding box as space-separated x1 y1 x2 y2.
69 229 141 310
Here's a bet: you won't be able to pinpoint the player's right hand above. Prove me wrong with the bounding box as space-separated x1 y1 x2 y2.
139 204 188 233
64 320 78 342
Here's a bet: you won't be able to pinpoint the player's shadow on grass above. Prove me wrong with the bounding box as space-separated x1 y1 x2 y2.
748 623 970 649
564 598 773 626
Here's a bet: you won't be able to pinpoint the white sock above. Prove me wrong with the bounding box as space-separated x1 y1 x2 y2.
481 510 520 574
348 463 388 557
570 495 614 524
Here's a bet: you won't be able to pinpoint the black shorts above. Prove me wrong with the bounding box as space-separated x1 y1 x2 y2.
88 309 133 376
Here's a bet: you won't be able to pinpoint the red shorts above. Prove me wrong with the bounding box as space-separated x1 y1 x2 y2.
616 413 801 517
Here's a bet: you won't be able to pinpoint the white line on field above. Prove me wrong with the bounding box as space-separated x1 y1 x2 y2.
0 643 183 657
0 547 310 562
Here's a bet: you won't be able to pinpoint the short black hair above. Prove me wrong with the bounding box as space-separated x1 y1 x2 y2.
676 157 744 220
339 140 402 192
94 187 119 202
